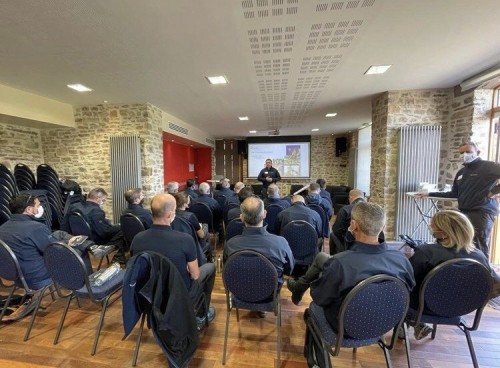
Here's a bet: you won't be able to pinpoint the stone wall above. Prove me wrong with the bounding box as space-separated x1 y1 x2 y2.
371 89 451 237
41 103 164 219
0 122 44 172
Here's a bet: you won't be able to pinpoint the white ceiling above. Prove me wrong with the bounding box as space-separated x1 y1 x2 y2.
1 0 499 138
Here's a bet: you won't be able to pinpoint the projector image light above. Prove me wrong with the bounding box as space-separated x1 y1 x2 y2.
268 129 280 136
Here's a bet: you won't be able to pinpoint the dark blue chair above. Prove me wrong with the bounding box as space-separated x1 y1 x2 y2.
307 203 330 238
188 202 218 251
224 218 244 242
305 275 410 368
120 213 145 250
0 239 54 341
215 194 227 210
264 204 284 235
171 216 208 265
222 250 281 366
281 220 318 267
223 201 240 224
44 242 125 355
401 258 493 368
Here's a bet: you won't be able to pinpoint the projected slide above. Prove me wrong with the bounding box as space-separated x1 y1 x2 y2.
248 142 310 178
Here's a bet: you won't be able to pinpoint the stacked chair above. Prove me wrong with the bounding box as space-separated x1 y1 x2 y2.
0 164 18 226
14 163 36 192
36 164 66 229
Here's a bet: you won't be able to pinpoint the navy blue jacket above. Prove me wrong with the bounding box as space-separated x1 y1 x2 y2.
264 196 291 209
277 202 322 238
122 203 153 229
258 166 281 188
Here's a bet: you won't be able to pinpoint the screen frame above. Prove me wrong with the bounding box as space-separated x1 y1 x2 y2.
246 135 311 179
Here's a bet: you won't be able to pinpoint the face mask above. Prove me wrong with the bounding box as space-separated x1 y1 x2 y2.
34 205 44 219
463 152 476 164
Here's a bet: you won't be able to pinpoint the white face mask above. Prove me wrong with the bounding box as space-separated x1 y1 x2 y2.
34 205 44 219
463 152 477 164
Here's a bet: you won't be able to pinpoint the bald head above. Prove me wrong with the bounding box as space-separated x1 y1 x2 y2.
199 182 210 194
151 193 177 224
291 195 305 204
240 196 265 226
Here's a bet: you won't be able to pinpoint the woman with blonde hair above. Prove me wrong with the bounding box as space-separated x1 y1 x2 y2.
408 210 496 339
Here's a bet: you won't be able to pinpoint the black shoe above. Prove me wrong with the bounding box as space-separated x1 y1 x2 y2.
112 254 127 265
257 311 266 318
287 278 306 306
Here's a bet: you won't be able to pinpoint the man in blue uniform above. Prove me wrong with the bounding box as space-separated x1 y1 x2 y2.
122 188 153 229
258 159 281 197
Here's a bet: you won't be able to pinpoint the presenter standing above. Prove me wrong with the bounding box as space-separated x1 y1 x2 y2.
258 158 281 198
416 142 500 259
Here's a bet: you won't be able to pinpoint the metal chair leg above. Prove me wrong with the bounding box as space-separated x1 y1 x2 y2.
91 296 111 356
54 294 73 345
464 329 479 368
403 322 412 368
24 286 50 341
222 309 231 364
0 285 17 320
132 313 146 366
276 302 281 368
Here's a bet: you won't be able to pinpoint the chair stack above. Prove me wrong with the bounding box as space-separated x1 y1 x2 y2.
36 164 65 229
14 163 36 192
0 164 18 226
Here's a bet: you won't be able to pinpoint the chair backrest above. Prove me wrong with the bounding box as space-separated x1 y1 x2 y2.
215 194 227 209
338 275 409 340
0 239 24 286
68 211 93 238
223 250 278 304
44 242 90 293
264 204 284 234
188 202 214 231
281 220 318 263
418 258 492 318
120 213 145 247
307 204 328 238
171 216 207 265
225 218 245 241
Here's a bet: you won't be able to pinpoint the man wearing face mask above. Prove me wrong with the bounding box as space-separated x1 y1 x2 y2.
287 202 415 311
122 188 153 229
417 142 500 258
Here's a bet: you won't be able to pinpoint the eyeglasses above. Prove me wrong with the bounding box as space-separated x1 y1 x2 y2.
24 194 34 208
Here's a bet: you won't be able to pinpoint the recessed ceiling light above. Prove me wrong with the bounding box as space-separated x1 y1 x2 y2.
325 113 337 117
238 116 249 121
103 100 108 103
311 128 319 132
364 65 392 75
206 76 228 85
249 130 257 134
67 83 93 92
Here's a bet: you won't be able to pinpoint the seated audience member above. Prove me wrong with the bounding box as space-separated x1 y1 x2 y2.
166 181 179 194
277 195 322 238
286 202 415 335
316 178 332 204
173 192 209 251
224 196 294 287
330 189 365 254
131 193 216 327
193 182 222 229
227 187 254 223
263 183 290 209
184 178 199 200
215 178 234 198
225 181 245 207
306 182 333 219
408 210 499 340
0 194 97 290
122 188 153 229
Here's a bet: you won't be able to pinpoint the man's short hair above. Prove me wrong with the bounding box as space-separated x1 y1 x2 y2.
309 182 320 192
9 193 37 214
234 182 245 192
151 193 176 219
351 202 385 237
220 178 230 188
349 189 365 201
241 196 265 226
173 192 189 209
124 188 142 204
267 183 279 197
316 178 326 189
238 187 254 203
88 187 108 200
459 141 479 151
166 181 179 194
199 182 210 194
291 195 305 204
186 178 195 188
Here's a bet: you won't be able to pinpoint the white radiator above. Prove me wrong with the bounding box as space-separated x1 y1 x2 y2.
110 136 142 224
395 126 441 242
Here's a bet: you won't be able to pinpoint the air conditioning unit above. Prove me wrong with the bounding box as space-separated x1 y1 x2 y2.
460 64 500 92
268 129 280 136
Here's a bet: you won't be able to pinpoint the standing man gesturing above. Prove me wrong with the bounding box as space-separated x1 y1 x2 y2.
258 158 281 198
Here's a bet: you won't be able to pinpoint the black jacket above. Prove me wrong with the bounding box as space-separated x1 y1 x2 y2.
122 252 199 368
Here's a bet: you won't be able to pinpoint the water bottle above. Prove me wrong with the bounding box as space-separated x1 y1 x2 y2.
216 255 222 273
94 262 121 286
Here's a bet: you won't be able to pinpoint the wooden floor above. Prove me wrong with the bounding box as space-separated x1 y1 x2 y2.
1 249 500 368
